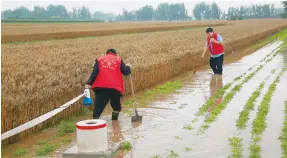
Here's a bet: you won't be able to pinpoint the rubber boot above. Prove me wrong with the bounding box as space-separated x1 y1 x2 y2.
112 111 119 121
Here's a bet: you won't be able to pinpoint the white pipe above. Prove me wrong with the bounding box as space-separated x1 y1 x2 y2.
1 93 85 141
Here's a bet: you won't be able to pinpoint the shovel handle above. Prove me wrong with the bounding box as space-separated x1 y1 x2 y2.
129 74 138 110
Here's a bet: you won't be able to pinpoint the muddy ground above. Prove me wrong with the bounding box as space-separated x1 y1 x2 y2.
2 40 287 158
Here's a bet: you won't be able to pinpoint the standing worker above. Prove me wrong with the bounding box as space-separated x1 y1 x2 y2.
201 27 225 75
86 48 131 120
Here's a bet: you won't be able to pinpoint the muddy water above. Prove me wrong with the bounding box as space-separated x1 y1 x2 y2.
116 41 285 158
108 41 285 158
2 41 286 158
260 54 287 158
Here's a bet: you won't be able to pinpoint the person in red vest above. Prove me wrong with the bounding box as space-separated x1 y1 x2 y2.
201 27 225 75
86 48 131 120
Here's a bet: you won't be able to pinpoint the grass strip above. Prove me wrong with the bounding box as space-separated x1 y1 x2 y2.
228 137 243 158
236 82 265 130
198 42 285 132
196 47 278 117
252 28 287 50
123 80 182 107
196 29 287 117
199 64 264 132
236 68 277 130
279 100 287 157
249 65 287 157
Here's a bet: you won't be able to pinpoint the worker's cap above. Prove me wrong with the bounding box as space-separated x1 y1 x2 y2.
106 48 117 55
206 28 213 33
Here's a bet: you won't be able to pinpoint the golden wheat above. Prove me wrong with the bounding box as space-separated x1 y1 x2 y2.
1 19 287 144
1 21 229 43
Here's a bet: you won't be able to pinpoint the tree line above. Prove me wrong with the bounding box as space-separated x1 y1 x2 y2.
116 3 190 21
282 1 287 18
1 5 115 22
1 2 286 21
193 2 285 20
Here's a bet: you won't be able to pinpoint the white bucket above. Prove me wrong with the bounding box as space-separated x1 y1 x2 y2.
76 119 108 152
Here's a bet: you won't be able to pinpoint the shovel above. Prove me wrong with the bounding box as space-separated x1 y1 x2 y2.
129 74 143 122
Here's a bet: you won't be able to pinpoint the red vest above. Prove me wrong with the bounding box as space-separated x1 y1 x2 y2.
91 53 124 93
207 32 224 55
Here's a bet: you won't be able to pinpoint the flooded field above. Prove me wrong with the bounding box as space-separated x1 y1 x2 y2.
2 39 287 158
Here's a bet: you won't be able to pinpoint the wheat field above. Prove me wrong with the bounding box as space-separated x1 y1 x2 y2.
2 19 287 144
1 21 229 43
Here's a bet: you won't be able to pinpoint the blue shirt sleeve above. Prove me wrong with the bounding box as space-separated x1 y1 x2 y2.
217 34 223 42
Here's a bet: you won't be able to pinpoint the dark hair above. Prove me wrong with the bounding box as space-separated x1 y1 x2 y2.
106 48 117 54
206 27 213 33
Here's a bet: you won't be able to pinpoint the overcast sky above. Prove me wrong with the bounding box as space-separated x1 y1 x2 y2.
1 0 283 16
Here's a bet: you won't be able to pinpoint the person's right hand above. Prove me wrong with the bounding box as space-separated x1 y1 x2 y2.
85 84 91 89
126 63 132 68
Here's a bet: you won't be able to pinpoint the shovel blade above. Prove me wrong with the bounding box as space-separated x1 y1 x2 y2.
131 115 143 122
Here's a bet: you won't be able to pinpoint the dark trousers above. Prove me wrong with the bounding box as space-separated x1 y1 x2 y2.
93 88 122 119
209 54 224 75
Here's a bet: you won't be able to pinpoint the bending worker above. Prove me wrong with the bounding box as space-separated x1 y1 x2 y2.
86 48 131 120
201 27 225 75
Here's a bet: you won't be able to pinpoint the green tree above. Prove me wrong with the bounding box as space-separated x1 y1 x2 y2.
211 2 221 19
13 6 33 19
155 3 169 20
33 6 47 19
72 8 78 19
78 6 91 19
2 9 14 19
136 5 154 21
282 1 287 11
46 5 69 19
93 11 115 21
203 4 211 19
221 11 226 20
193 2 206 20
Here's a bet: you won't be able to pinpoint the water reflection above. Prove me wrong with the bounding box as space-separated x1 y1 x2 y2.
208 75 223 112
110 121 124 142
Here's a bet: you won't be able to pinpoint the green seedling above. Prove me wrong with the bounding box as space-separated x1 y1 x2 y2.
57 119 76 136
271 68 276 74
151 155 162 158
13 148 27 157
183 124 193 131
279 100 287 156
36 144 57 156
236 82 265 129
167 150 179 158
228 137 243 158
249 142 261 158
191 118 198 123
62 138 72 145
184 147 192 152
178 105 185 109
37 139 47 145
121 141 132 150
199 61 272 132
249 65 287 156
175 136 182 140
123 100 133 106
112 151 121 157
196 83 232 116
